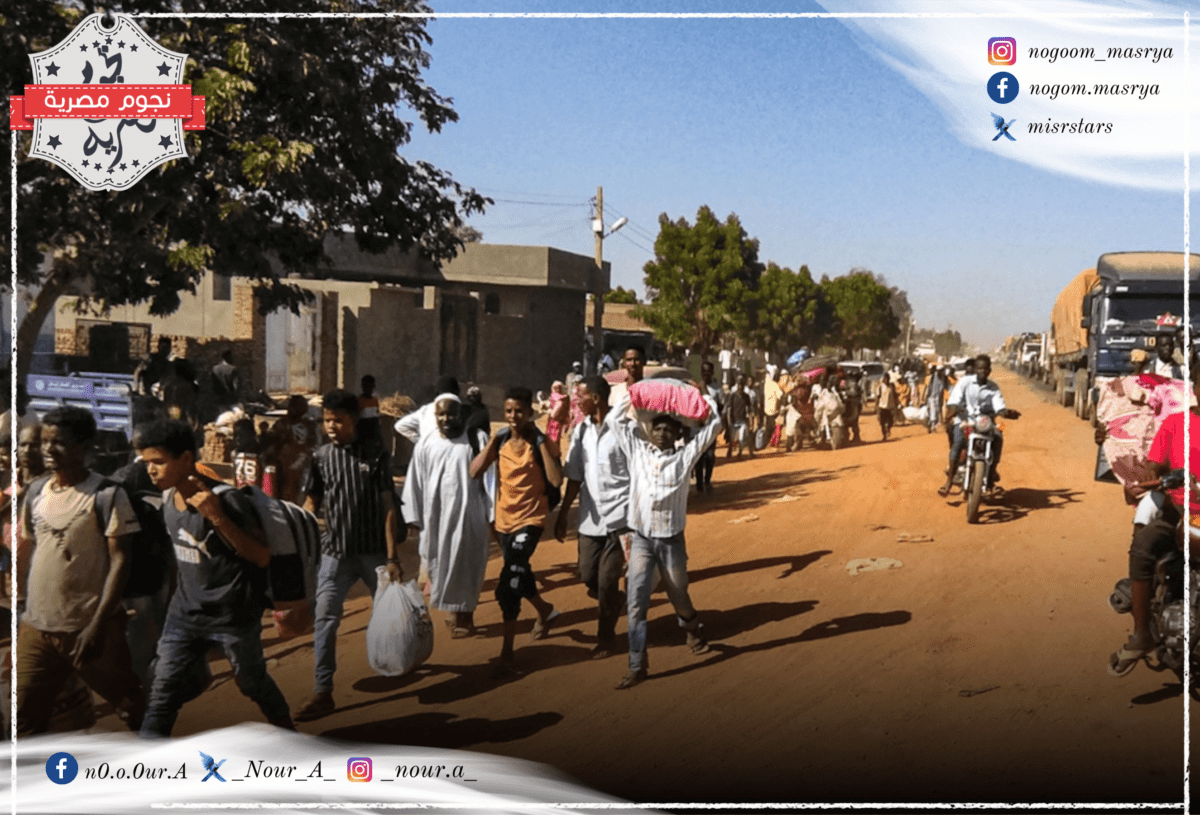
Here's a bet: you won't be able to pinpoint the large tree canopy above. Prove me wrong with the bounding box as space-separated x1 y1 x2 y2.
748 262 826 361
632 206 763 359
2 0 489 379
820 270 901 355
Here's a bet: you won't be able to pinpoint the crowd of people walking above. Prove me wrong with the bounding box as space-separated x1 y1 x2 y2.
0 338 986 737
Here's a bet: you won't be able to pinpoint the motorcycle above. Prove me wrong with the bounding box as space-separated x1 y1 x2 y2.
1108 470 1200 691
952 412 1008 523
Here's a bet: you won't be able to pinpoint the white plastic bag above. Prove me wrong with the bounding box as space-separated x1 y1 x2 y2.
366 568 434 677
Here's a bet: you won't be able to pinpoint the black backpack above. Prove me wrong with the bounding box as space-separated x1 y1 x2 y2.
494 427 561 511
25 471 170 599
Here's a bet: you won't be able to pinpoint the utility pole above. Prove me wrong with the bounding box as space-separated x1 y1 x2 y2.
591 186 605 374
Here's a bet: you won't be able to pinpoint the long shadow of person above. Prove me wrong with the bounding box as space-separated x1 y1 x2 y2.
649 609 913 682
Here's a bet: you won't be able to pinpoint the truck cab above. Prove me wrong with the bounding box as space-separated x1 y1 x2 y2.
1085 252 1199 379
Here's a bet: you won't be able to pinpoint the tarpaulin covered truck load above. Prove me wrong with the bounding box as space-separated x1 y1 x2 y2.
1050 268 1098 362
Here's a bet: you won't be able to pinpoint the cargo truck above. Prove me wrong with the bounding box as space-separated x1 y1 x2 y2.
1050 251 1199 420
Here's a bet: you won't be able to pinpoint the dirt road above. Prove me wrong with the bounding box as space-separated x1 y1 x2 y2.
161 369 1183 805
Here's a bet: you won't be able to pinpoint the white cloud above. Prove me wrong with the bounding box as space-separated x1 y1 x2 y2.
820 0 1195 190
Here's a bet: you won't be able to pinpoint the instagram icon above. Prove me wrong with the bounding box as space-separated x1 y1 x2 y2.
347 757 373 782
988 37 1016 65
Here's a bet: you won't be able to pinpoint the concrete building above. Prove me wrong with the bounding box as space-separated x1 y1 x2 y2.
583 301 665 364
50 238 609 409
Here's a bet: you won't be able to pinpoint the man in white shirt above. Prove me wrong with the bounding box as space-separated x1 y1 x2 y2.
606 387 722 689
1153 334 1183 380
555 376 630 659
938 355 1020 496
718 347 735 389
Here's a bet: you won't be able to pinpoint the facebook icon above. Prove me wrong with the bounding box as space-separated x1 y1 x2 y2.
987 71 1019 104
46 752 79 784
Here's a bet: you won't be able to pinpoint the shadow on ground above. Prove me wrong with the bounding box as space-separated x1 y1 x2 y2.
321 709 564 748
648 609 912 682
691 466 859 515
947 487 1084 525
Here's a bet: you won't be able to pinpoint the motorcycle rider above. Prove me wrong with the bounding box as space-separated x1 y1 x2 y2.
1108 363 1200 677
937 355 1019 497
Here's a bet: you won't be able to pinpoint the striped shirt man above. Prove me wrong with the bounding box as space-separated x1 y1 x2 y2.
305 438 393 557
606 391 722 538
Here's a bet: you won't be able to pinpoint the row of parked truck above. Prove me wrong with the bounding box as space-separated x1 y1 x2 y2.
1007 251 1199 422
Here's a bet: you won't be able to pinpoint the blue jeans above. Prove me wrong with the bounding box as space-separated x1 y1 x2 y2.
312 552 388 692
140 615 289 738
626 531 700 673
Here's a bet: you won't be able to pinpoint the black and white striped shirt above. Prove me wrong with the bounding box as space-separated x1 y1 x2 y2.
306 438 393 557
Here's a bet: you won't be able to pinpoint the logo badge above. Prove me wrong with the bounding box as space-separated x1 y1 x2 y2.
988 37 1017 65
991 112 1016 142
199 751 227 782
987 71 1019 104
10 12 204 191
347 757 373 782
46 753 79 785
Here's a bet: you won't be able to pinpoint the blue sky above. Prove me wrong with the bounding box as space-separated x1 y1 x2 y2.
407 0 1196 350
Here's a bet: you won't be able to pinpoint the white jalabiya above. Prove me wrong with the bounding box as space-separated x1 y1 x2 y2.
402 428 493 612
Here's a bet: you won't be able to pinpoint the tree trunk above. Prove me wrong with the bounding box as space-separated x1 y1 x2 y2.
14 269 72 384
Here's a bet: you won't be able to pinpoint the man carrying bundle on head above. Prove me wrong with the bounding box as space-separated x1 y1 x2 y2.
607 377 723 689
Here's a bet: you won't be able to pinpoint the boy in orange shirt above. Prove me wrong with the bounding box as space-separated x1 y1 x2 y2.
469 387 562 677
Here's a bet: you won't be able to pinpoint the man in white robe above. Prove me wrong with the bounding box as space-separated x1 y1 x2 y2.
393 375 460 445
402 394 491 637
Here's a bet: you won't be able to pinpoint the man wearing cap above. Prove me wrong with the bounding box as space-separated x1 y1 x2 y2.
394 376 461 445
403 394 491 637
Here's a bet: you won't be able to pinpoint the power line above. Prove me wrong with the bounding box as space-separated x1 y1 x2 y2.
480 204 588 231
478 187 584 203
614 229 655 254
489 198 589 207
601 200 659 243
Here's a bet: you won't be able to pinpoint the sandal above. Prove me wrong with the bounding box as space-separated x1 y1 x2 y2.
686 624 710 655
1107 643 1150 677
614 669 647 690
450 626 475 639
529 608 560 641
937 484 951 498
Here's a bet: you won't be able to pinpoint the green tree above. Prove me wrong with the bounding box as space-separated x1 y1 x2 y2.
632 206 763 359
2 0 489 381
748 262 824 360
605 286 639 304
932 328 963 358
820 270 901 355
